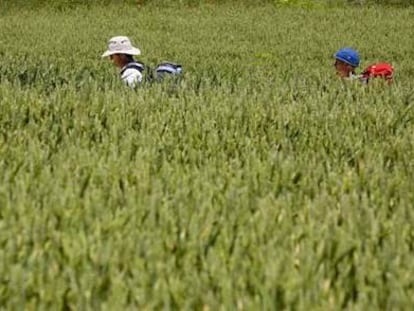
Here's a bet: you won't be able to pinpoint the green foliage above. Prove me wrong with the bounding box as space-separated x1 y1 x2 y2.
1 2 414 309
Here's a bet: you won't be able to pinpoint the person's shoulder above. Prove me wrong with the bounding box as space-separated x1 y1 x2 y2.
122 61 145 72
121 67 143 86
122 67 143 77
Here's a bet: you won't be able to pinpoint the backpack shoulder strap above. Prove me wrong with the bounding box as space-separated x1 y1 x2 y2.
120 61 145 76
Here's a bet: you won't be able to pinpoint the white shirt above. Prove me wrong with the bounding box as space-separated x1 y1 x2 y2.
121 67 143 87
345 73 368 84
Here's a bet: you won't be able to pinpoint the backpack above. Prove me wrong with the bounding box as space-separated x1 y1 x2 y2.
361 63 394 83
154 62 183 82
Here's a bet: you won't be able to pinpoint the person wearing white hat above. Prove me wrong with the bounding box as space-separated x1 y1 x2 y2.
102 36 145 87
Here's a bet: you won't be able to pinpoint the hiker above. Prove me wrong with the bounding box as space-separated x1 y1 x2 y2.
334 48 394 84
102 36 145 87
102 35 183 87
334 48 361 80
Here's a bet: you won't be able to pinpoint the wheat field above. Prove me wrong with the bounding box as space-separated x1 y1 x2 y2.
0 2 414 309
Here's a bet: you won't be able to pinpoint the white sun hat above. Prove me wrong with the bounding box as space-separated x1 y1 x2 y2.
102 36 141 57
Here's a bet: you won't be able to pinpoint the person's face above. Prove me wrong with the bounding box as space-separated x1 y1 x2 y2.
109 54 125 68
334 59 354 78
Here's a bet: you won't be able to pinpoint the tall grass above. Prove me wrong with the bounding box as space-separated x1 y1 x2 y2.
1 0 414 9
0 3 414 309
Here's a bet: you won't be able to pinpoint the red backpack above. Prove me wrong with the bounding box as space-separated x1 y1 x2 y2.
361 63 394 83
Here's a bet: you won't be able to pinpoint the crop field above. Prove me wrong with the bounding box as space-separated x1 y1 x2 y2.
0 1 414 310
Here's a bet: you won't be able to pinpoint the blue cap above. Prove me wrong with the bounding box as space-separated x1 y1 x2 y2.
334 48 360 68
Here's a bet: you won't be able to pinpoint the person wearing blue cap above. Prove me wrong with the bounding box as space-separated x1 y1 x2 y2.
334 48 394 84
334 48 361 80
